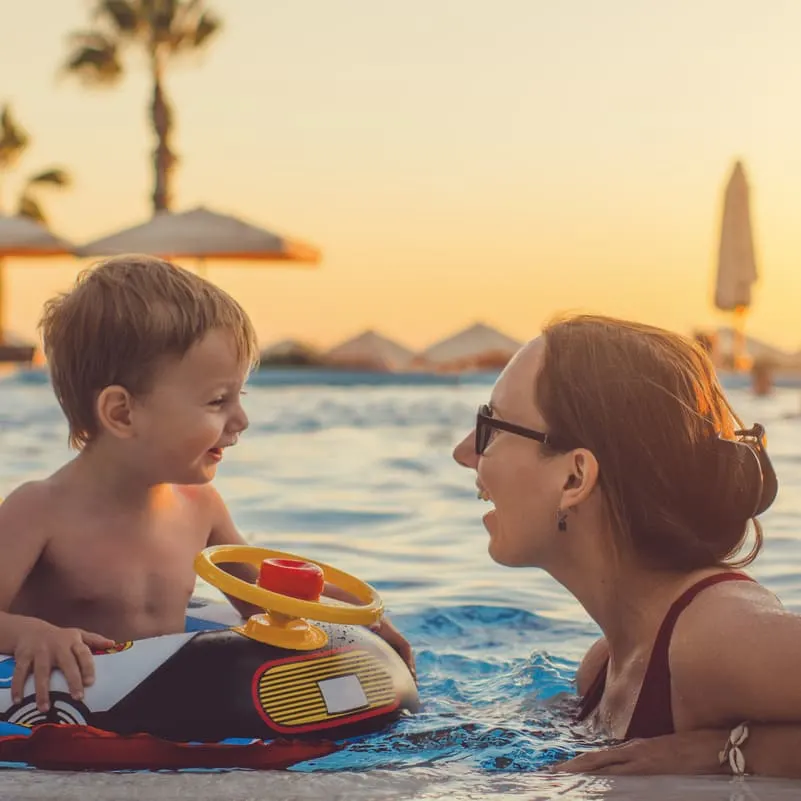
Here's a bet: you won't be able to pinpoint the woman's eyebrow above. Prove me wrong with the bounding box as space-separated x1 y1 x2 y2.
487 401 506 421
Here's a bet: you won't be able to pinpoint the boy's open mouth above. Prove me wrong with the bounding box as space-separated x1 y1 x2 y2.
208 438 237 461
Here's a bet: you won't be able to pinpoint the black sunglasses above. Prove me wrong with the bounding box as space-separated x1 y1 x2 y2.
475 404 556 455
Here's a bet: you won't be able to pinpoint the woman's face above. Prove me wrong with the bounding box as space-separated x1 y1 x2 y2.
453 337 572 567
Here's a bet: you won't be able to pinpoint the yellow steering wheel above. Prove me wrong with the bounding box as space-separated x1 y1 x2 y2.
194 545 384 650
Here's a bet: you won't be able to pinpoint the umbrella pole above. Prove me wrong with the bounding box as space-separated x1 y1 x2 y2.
0 257 5 347
733 305 748 371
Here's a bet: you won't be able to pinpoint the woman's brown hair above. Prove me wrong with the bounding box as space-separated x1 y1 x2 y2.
536 314 764 571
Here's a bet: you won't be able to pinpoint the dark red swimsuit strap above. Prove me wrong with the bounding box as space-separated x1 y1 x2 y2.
577 571 754 738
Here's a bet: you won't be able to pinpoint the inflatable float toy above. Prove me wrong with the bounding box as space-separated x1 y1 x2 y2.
0 545 418 771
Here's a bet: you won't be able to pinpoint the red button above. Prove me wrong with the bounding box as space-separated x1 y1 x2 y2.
258 558 325 601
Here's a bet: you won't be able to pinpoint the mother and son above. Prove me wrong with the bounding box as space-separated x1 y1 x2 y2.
0 254 799 778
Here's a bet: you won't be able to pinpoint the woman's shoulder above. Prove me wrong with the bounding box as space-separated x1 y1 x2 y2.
671 574 784 657
669 574 801 728
576 636 609 696
674 573 783 628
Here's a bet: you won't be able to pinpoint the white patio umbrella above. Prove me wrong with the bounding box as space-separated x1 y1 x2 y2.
713 161 759 369
0 214 75 350
75 206 321 274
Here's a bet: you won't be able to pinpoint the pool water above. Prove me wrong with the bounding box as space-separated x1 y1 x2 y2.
1 368 800 800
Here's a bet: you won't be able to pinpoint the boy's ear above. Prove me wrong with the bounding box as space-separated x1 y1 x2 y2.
96 385 135 439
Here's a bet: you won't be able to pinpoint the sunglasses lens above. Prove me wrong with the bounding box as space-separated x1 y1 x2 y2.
476 408 490 454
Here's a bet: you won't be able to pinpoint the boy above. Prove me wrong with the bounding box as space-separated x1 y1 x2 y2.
0 255 413 713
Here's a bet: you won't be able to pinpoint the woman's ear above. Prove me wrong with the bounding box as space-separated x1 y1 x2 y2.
96 385 135 439
560 450 599 509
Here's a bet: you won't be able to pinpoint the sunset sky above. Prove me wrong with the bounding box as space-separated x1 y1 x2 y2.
2 0 800 351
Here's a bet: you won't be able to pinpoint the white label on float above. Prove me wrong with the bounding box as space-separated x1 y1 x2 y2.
318 674 368 714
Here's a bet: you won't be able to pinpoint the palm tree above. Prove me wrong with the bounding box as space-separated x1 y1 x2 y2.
0 104 71 351
0 104 71 223
63 0 222 213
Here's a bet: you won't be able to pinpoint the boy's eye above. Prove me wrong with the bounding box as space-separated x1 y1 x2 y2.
210 390 247 406
209 389 247 407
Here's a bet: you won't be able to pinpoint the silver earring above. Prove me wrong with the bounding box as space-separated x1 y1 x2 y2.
557 508 568 532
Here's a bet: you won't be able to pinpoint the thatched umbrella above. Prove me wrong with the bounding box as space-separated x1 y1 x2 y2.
419 322 521 372
75 206 321 274
325 330 416 372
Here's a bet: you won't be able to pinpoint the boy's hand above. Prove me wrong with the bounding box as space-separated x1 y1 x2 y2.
11 620 116 712
320 583 416 680
370 617 416 682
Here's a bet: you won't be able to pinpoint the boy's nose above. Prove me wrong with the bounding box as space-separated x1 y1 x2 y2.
230 403 249 434
453 431 478 469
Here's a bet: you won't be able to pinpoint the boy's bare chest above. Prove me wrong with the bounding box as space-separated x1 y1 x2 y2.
55 525 200 591
19 508 211 639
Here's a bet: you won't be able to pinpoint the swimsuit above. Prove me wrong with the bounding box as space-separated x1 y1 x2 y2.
576 572 754 738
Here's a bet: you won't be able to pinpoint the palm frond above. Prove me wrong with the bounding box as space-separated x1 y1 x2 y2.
26 168 72 188
192 11 220 48
0 105 30 170
63 31 124 85
94 0 141 36
151 0 180 36
168 1 221 52
17 194 45 224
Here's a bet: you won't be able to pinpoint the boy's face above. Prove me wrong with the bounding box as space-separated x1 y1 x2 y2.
129 329 251 484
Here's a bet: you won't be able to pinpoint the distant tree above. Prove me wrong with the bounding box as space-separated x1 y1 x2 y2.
63 0 222 213
0 104 71 224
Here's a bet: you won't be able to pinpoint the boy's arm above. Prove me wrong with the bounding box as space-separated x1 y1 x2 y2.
0 483 114 708
202 487 415 678
0 483 51 651
204 485 261 619
202 486 366 612
203 486 382 610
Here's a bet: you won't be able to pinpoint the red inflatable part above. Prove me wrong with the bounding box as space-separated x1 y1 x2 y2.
0 724 339 771
258 558 325 601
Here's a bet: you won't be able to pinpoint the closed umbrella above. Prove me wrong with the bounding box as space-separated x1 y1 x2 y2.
714 161 759 369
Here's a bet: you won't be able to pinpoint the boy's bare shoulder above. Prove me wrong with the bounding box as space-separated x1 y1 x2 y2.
0 467 87 536
173 484 244 548
0 480 60 529
0 480 75 576
173 482 223 512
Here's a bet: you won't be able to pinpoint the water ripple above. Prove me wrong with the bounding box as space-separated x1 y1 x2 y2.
2 374 801 798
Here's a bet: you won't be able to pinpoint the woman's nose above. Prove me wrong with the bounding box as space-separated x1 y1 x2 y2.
453 431 478 469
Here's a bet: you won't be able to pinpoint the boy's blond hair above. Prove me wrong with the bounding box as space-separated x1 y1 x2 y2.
39 254 259 449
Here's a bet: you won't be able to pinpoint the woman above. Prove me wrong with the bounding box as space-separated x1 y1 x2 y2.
453 314 801 778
